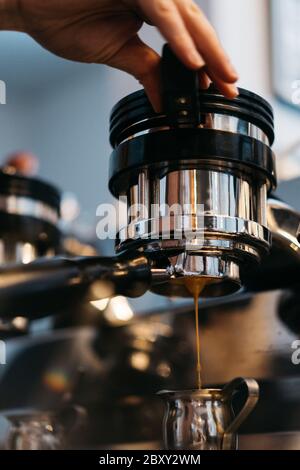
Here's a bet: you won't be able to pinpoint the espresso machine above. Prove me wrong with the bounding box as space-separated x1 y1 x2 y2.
0 47 280 308
0 168 61 337
0 45 300 450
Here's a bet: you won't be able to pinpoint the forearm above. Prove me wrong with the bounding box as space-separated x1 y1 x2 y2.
0 0 25 31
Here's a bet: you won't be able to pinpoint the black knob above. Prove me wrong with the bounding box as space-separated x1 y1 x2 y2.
162 44 200 126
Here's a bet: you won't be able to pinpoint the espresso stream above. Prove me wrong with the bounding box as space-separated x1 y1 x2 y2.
184 277 211 390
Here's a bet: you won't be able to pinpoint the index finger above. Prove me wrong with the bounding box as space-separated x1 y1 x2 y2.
176 0 238 83
136 0 205 69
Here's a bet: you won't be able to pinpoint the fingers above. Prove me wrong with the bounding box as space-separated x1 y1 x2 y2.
106 36 162 112
136 0 238 98
205 70 239 98
108 0 240 110
198 69 237 97
107 34 235 113
136 0 205 69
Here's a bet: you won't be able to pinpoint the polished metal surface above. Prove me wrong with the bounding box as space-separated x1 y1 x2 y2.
126 170 268 226
119 114 270 146
168 253 241 280
158 378 259 450
101 433 300 450
267 198 300 254
6 413 62 450
0 406 87 450
0 187 61 332
159 388 236 450
120 169 270 297
0 195 59 225
158 254 242 297
0 195 59 264
0 240 55 265
111 85 276 298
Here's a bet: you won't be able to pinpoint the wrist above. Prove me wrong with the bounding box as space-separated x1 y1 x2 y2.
0 0 26 31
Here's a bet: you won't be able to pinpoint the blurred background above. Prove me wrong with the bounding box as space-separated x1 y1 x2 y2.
0 0 300 312
1 1 300 450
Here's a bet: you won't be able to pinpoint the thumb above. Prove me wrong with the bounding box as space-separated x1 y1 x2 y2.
106 36 162 112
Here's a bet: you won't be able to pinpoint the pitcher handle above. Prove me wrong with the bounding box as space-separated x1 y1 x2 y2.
221 377 259 449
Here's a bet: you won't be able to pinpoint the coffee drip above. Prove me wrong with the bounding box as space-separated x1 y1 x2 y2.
184 277 212 389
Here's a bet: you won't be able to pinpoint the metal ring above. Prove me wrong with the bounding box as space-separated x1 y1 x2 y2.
118 215 271 248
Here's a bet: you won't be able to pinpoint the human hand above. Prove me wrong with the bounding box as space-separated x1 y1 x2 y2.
5 0 239 110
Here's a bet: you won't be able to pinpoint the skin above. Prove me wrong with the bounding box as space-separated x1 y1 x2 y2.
0 0 239 110
3 151 39 176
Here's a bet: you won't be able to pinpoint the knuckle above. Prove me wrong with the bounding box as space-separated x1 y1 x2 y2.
185 0 202 18
156 0 173 16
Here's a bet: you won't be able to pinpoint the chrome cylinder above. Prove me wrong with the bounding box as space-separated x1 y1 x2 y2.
109 86 276 298
118 168 271 297
0 171 61 332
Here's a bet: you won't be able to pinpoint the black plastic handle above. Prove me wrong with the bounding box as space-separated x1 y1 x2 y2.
162 44 200 126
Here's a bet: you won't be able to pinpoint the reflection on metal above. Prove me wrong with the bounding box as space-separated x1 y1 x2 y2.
0 407 87 450
119 114 270 146
267 198 300 254
119 169 271 298
111 86 275 299
159 378 259 450
0 195 59 225
0 240 55 265
104 296 134 325
130 352 150 371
